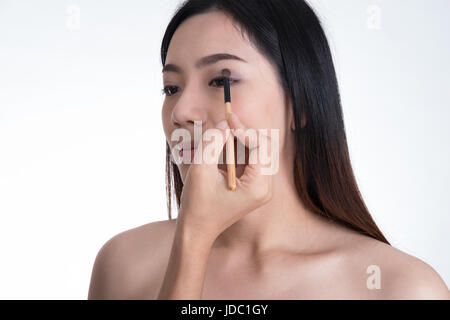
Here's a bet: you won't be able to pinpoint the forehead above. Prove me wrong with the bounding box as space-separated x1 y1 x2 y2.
166 10 255 65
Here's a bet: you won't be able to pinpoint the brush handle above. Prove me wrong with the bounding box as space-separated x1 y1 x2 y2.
225 102 236 190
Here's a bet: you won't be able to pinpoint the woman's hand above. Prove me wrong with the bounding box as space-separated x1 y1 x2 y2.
176 112 274 244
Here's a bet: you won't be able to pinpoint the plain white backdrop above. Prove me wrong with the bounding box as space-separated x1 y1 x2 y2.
0 0 448 299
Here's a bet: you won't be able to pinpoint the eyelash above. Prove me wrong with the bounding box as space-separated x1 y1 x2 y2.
161 77 237 97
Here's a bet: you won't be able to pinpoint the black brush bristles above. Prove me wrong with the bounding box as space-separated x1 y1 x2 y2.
222 69 231 103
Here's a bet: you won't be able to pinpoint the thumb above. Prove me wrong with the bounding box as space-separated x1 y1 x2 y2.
228 112 260 152
227 112 270 171
197 120 230 169
227 112 274 187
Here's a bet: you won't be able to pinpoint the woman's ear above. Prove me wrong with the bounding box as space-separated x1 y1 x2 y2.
300 110 307 129
289 110 307 131
286 92 295 131
285 91 307 131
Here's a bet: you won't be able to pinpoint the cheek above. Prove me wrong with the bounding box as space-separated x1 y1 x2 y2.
231 87 288 157
161 103 172 140
232 88 286 132
229 89 266 130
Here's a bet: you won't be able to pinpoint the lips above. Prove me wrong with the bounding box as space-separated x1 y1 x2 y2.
179 147 195 158
174 137 249 172
174 139 197 162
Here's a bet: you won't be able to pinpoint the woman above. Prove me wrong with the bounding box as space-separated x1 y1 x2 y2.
88 0 449 299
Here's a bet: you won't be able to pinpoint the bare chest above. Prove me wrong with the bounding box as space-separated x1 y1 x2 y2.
199 252 379 299
137 244 383 300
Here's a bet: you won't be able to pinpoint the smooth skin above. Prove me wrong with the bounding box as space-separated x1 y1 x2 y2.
88 11 449 299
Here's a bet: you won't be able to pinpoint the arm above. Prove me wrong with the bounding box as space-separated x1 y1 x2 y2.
156 220 216 300
156 114 272 299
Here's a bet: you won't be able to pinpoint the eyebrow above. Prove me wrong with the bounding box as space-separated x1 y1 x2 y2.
162 53 247 74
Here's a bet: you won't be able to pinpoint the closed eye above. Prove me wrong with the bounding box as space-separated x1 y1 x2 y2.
161 77 238 97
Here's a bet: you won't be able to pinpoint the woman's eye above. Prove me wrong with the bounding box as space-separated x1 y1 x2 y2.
161 85 179 96
209 77 235 88
162 77 236 97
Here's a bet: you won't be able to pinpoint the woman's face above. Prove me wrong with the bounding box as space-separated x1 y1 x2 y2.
162 10 293 182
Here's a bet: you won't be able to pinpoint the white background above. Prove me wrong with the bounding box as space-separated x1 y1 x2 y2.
0 0 448 299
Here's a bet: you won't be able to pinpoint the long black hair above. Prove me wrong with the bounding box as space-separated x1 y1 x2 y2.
161 0 390 245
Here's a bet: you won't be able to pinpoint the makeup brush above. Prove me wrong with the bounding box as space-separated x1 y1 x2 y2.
222 68 236 191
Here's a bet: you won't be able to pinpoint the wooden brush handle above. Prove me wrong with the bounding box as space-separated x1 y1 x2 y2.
225 103 236 190
226 134 236 190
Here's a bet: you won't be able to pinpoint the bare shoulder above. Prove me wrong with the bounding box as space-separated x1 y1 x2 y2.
372 241 449 299
339 232 450 299
88 218 178 299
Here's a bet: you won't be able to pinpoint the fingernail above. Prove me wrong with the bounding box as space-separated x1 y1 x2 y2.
229 112 239 126
215 120 229 130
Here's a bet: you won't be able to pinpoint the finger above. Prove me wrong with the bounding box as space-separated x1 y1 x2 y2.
237 143 274 203
228 112 256 151
227 112 272 150
227 112 273 168
194 120 230 170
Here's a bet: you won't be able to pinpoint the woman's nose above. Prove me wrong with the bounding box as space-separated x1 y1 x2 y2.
171 92 208 129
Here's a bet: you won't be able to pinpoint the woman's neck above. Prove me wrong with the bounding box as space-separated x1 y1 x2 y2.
212 163 337 257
